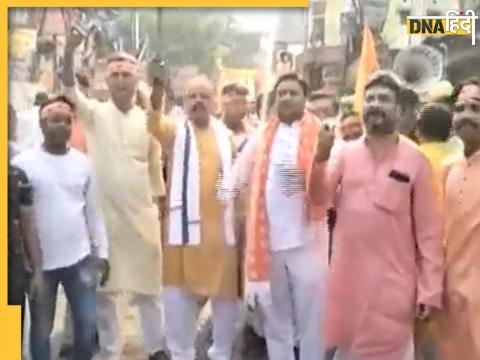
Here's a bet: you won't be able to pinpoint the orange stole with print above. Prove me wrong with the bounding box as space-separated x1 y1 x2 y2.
246 112 325 283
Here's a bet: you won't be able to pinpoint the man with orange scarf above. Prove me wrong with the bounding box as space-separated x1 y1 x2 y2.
234 73 328 360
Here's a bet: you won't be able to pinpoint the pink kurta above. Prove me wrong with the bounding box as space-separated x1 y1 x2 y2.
437 151 480 360
310 137 443 360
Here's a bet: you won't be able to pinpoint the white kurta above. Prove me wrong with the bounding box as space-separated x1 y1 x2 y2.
234 120 329 359
64 86 165 295
266 122 317 251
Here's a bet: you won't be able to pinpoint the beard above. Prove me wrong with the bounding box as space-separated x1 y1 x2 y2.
454 118 480 153
191 101 207 112
364 108 395 136
43 126 71 148
277 103 304 123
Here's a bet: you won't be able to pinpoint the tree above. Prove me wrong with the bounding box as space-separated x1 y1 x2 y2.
117 9 239 76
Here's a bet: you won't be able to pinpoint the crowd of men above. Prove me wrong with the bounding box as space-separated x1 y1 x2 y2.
7 30 480 360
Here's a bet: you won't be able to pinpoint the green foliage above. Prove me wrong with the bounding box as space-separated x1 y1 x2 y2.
118 9 239 75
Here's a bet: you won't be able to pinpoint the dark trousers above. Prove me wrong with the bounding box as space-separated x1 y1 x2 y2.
8 255 28 345
30 256 97 360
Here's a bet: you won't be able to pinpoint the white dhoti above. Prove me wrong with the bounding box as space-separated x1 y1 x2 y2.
163 287 240 360
96 291 165 358
260 241 327 360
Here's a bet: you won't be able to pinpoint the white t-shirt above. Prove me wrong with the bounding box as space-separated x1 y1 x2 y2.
12 147 109 270
265 121 316 251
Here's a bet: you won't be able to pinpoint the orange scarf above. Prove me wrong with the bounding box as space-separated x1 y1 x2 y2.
246 112 325 284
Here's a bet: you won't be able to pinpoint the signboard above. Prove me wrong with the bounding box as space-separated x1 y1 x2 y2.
9 28 37 60
217 68 258 98
407 9 478 45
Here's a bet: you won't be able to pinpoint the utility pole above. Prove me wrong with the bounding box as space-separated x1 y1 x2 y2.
303 7 309 49
157 8 163 48
134 11 140 51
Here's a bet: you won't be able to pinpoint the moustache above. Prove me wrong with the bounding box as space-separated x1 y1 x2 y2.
191 101 207 112
364 108 386 124
455 118 480 131
278 99 296 108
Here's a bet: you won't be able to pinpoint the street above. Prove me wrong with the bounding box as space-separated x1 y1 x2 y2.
25 289 267 360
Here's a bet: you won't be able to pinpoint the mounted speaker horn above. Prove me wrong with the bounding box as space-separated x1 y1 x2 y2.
393 45 444 95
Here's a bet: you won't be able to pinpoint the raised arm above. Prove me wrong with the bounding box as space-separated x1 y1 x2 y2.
147 110 177 154
147 79 177 152
309 130 342 207
413 155 443 310
148 137 166 200
62 32 96 128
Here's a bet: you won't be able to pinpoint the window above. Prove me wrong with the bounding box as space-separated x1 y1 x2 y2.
311 0 327 16
311 17 325 45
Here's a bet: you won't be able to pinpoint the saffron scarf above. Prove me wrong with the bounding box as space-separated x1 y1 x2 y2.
245 112 326 294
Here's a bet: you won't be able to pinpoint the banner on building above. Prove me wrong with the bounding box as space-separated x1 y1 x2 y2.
9 28 37 60
217 68 259 98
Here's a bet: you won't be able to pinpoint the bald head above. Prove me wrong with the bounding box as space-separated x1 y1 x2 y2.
184 75 215 127
185 75 214 96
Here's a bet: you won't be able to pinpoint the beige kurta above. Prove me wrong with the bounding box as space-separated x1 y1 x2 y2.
64 86 165 295
148 113 239 299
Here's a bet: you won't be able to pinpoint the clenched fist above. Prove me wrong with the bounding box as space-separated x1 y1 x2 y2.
150 78 165 111
65 29 84 53
315 126 335 163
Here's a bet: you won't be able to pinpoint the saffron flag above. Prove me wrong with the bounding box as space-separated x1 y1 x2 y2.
354 24 379 114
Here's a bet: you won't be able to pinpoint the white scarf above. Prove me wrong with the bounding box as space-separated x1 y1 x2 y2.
168 117 236 247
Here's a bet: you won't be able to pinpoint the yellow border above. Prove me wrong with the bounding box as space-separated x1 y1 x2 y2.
6 0 308 7
2 2 307 359
2 4 23 358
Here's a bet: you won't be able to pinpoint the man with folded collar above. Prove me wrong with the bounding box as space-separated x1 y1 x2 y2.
309 71 443 360
221 83 255 154
436 78 480 360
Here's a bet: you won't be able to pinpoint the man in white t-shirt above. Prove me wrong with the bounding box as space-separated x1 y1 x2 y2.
12 96 109 360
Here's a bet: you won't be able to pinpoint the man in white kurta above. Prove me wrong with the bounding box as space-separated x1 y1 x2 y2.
62 33 166 360
235 73 328 360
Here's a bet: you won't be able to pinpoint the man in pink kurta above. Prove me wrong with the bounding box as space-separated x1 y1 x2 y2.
437 79 480 360
310 72 443 360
